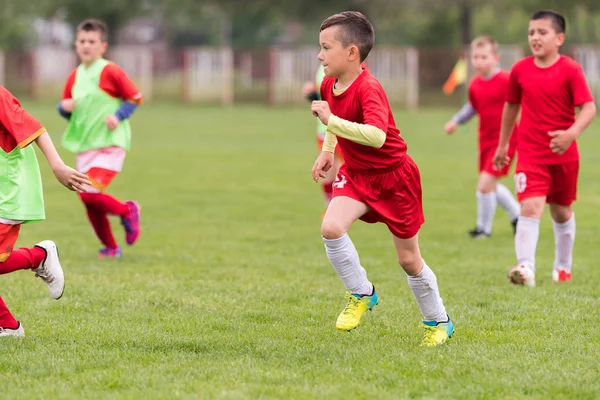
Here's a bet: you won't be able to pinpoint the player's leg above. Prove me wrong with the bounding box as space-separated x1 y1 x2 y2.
508 164 550 287
322 195 375 331
0 296 23 337
0 225 64 299
496 182 520 233
470 171 498 238
393 234 453 346
548 161 578 282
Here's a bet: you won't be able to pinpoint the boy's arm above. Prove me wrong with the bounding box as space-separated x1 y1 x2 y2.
34 132 91 192
326 115 385 148
498 103 520 149
452 102 477 124
311 84 388 148
58 70 76 120
321 132 338 153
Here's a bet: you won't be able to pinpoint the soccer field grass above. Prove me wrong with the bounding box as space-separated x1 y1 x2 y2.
1 102 600 399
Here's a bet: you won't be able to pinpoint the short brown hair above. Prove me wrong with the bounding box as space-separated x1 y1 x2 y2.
471 35 498 53
320 11 374 62
76 19 108 42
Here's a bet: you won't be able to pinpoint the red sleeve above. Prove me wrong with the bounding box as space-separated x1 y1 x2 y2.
506 63 522 104
62 69 77 99
101 63 143 103
569 62 594 106
360 82 389 132
0 87 45 148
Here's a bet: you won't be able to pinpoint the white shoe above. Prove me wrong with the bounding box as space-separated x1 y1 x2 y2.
0 322 24 337
508 264 536 287
33 240 65 300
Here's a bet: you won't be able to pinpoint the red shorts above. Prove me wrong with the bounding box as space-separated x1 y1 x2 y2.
332 156 424 239
317 135 343 160
86 167 119 192
514 161 579 205
0 223 20 262
480 143 516 177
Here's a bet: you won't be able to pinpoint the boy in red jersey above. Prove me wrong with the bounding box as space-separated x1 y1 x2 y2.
311 12 453 346
445 36 520 238
58 19 142 258
493 10 596 286
0 87 91 337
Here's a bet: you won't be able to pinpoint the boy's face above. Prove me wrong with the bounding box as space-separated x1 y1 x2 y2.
318 26 356 77
470 44 499 76
75 30 107 64
528 18 564 59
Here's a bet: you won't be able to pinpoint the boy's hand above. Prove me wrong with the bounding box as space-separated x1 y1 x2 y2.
52 163 92 192
302 81 315 97
311 101 331 125
444 120 458 134
105 115 120 130
312 151 334 183
61 99 74 112
492 145 510 171
548 130 576 155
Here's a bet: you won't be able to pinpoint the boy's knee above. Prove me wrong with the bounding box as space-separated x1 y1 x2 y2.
550 204 572 223
321 220 346 240
397 251 422 275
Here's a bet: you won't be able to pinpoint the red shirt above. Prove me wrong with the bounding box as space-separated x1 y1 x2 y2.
0 87 45 153
320 70 407 172
507 56 593 164
469 70 517 151
63 62 143 103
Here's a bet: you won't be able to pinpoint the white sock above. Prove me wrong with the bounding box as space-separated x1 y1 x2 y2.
553 214 575 272
323 234 373 295
496 183 520 221
476 191 497 234
407 261 448 322
515 216 540 270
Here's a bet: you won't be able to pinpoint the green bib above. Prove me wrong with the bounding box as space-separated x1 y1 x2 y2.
62 59 131 153
315 64 327 135
0 145 45 222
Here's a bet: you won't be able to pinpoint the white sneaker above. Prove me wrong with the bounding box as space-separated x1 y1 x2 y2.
0 322 24 337
508 264 536 287
33 240 65 300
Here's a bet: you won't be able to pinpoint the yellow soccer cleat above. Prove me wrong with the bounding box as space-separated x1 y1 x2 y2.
420 317 454 347
335 290 378 331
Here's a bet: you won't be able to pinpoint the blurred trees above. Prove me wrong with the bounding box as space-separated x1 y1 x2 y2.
4 0 600 49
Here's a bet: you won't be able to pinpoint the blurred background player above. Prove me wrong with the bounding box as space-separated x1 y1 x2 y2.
494 10 596 286
302 64 343 210
58 19 142 258
444 35 520 239
311 12 454 346
0 87 90 337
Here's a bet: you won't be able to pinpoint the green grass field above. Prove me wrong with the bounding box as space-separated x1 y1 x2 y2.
1 102 600 399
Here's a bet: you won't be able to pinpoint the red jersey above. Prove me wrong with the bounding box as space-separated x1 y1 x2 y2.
0 87 45 153
507 56 593 164
62 62 143 103
320 70 407 172
469 70 517 151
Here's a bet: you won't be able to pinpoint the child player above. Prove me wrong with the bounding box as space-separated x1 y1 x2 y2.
493 10 596 286
311 12 454 346
444 36 520 239
302 64 343 208
0 87 91 337
58 19 142 258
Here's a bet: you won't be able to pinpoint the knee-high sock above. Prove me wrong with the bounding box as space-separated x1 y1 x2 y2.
496 183 520 221
0 247 46 275
476 191 497 234
0 296 18 329
553 214 575 272
323 234 373 295
515 216 540 270
407 261 448 322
